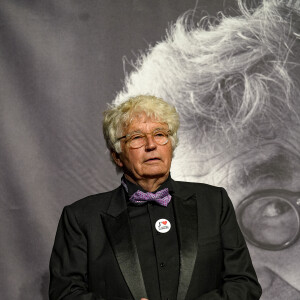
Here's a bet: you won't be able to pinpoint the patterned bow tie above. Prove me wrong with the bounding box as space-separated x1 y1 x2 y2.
122 180 171 207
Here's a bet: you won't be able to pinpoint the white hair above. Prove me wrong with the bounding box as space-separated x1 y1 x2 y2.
103 95 179 153
113 0 300 153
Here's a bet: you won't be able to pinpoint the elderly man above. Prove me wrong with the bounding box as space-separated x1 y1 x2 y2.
49 95 261 300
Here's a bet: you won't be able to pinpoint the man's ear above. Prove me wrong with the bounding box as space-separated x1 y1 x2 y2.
111 151 123 168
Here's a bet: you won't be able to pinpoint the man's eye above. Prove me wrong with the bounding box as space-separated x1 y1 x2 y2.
261 201 290 217
154 131 167 137
131 135 143 140
237 193 299 249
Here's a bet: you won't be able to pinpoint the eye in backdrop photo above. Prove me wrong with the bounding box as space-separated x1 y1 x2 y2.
1 0 300 299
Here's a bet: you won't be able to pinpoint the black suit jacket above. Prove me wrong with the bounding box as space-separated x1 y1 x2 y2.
49 180 262 300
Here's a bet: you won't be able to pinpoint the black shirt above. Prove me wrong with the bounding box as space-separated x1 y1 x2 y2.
123 175 180 300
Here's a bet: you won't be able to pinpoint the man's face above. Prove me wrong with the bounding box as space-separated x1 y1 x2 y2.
114 116 173 182
171 126 300 299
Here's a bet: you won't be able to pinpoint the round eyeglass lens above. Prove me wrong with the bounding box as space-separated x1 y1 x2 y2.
153 133 168 145
238 195 300 250
130 135 145 148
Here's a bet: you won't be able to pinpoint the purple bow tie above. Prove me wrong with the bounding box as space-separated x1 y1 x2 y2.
122 180 171 207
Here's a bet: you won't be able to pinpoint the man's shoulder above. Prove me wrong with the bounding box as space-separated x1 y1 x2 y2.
172 179 222 194
172 180 229 212
65 185 122 215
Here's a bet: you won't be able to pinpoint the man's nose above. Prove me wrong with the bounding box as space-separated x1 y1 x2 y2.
144 134 157 150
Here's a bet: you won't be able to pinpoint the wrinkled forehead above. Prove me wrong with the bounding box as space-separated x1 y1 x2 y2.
172 120 300 179
121 112 168 134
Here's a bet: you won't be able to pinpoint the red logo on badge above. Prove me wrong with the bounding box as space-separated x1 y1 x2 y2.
155 219 171 233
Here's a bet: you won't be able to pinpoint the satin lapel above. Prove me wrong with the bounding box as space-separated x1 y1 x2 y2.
101 187 147 300
173 187 198 300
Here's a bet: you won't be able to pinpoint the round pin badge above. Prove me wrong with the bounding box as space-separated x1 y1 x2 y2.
155 218 171 233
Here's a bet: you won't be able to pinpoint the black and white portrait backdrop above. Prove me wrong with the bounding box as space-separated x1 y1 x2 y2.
1 0 300 299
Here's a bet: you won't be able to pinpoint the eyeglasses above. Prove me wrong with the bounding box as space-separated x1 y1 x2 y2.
236 189 300 251
118 128 171 149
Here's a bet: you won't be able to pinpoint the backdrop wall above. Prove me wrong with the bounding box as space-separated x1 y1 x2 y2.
1 1 299 299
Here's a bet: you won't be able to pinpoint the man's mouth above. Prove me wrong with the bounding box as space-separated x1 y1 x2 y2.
145 158 160 162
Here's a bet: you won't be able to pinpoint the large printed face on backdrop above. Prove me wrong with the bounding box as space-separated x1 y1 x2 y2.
113 0 300 298
171 124 300 299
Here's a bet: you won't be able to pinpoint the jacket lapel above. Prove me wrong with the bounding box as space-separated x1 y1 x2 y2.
172 181 198 300
101 186 147 300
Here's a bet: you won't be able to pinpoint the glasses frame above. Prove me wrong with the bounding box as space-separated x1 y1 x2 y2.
117 129 171 149
236 189 300 251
